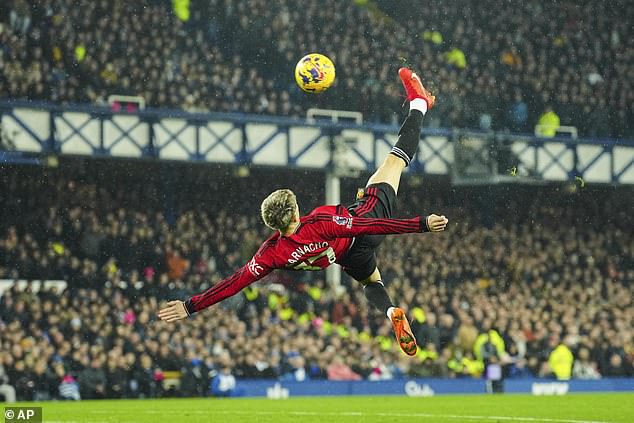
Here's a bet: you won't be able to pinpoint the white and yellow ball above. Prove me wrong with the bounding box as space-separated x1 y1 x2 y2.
294 53 336 93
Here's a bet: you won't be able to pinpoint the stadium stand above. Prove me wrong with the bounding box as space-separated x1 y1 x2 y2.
0 0 632 137
1 162 632 399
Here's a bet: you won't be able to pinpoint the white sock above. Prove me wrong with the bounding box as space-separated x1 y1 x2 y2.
387 306 396 319
410 98 428 115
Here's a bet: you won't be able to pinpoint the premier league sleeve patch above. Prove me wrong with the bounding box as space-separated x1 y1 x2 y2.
333 215 353 229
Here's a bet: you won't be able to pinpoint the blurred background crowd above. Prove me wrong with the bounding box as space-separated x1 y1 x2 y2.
0 0 632 137
1 161 632 400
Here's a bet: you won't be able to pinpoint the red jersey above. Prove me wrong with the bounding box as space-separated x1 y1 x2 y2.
184 205 426 314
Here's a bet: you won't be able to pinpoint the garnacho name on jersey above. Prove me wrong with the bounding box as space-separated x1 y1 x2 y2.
287 241 329 264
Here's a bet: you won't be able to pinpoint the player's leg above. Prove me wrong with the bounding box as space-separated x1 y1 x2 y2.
343 67 435 356
341 236 419 357
359 268 393 314
365 67 436 195
359 267 417 356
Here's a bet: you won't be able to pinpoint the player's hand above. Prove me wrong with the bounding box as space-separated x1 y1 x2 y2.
158 300 189 322
426 214 448 232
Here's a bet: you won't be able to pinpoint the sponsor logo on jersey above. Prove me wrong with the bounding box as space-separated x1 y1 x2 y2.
248 258 264 276
332 215 353 229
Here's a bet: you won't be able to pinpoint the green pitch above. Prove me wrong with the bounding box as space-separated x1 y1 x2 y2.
17 393 634 423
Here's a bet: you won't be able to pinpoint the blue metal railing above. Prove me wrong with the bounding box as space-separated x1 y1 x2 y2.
1 100 633 184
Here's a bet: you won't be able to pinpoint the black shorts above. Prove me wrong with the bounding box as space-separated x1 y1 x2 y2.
338 182 397 281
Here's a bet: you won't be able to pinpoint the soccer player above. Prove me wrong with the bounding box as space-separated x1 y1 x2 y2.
159 68 448 356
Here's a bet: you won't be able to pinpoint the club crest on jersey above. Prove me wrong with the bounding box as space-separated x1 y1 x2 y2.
332 215 353 229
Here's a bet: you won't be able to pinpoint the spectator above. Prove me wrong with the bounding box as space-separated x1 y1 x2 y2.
548 340 574 381
9 0 30 34
78 357 107 400
211 367 240 397
413 311 440 350
327 356 362 381
180 357 211 397
485 355 504 393
281 352 308 382
572 348 601 380
132 354 160 399
0 362 16 403
58 375 81 401
105 357 128 399
167 249 189 281
603 354 629 378
455 316 478 354
446 47 467 69
535 105 561 138
508 92 529 132
409 356 446 378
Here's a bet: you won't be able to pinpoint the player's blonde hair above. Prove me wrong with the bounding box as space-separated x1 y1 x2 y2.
260 189 298 232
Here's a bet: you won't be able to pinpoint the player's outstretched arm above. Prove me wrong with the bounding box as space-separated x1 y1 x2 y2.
158 258 272 322
319 213 448 238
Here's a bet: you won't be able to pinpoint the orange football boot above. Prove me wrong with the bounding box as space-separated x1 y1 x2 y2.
398 67 436 110
390 307 418 356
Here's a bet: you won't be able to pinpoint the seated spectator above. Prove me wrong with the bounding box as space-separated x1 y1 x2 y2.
59 375 81 401
131 354 161 399
211 367 241 397
0 363 16 403
409 356 446 378
180 357 211 397
281 352 308 382
78 357 106 400
603 354 630 378
572 348 601 380
327 356 361 381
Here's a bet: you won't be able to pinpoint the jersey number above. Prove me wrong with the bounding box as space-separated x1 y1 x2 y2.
292 247 336 271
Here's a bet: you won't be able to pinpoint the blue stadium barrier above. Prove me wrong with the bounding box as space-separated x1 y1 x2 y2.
231 378 634 398
2 100 634 184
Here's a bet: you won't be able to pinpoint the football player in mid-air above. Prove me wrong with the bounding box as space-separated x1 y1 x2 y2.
159 67 447 356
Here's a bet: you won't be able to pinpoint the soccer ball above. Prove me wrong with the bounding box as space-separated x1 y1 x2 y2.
294 53 336 93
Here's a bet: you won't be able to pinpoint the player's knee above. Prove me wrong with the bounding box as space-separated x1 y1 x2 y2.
367 157 403 191
383 154 407 170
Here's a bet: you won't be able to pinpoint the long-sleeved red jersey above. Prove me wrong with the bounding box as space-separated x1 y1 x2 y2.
184 205 427 314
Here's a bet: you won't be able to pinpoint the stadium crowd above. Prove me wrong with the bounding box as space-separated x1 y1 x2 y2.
0 163 632 400
0 0 632 137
